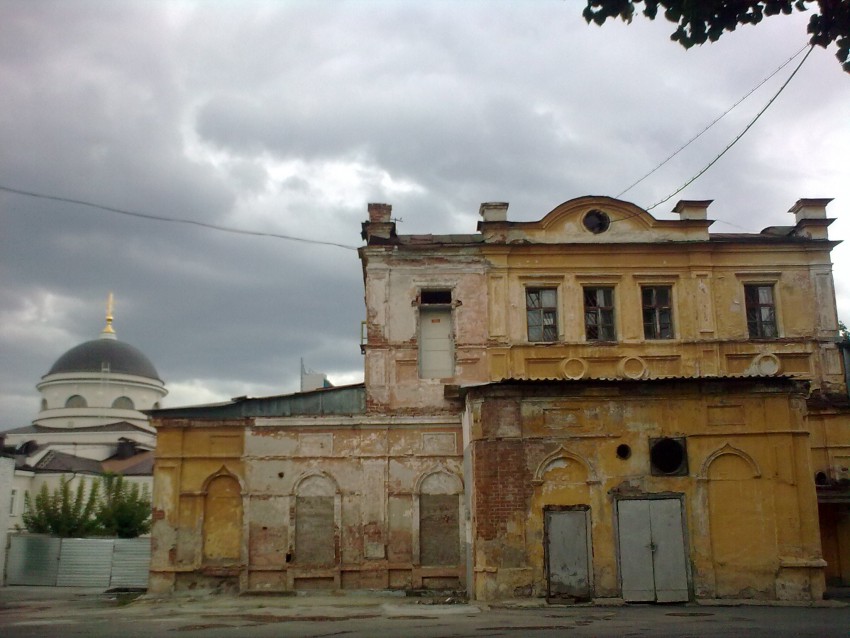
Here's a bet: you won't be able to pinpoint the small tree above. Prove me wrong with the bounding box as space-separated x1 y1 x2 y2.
22 476 100 537
96 473 152 538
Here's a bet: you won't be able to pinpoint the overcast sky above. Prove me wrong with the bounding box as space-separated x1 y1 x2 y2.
2 1 849 429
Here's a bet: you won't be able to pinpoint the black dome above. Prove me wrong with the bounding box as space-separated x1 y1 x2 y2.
47 339 161 380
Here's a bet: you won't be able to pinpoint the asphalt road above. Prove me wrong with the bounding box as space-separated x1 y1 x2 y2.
1 587 849 638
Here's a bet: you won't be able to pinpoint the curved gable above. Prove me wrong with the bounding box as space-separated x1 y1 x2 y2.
494 196 710 244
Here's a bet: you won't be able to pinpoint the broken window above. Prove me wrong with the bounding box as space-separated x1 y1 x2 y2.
584 287 616 341
526 287 558 342
744 284 778 338
642 286 674 339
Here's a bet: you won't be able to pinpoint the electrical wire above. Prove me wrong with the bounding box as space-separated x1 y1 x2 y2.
616 42 810 199
0 183 360 251
645 44 815 212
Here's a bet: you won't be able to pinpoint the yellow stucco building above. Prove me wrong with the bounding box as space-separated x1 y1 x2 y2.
150 196 850 602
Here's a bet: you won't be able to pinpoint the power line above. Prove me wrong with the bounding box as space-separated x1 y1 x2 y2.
0 183 360 251
616 43 810 199
646 45 815 212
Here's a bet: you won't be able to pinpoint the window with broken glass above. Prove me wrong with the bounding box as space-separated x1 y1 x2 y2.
642 286 674 339
526 287 558 342
584 287 616 341
744 284 778 338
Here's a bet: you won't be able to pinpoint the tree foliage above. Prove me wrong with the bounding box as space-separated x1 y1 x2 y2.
96 473 152 538
22 473 152 538
583 1 850 73
23 476 100 537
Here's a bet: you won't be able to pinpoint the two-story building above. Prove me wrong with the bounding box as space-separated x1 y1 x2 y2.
149 196 850 602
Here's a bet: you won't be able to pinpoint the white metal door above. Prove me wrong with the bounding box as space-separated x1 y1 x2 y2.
419 308 453 378
545 509 591 599
617 498 688 602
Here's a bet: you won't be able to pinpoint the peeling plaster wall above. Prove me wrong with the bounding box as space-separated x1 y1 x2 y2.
150 416 465 594
467 380 826 602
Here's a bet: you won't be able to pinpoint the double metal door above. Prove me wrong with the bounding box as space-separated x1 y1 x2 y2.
617 498 689 602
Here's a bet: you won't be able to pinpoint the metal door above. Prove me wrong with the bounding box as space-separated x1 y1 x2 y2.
545 508 592 600
617 498 689 602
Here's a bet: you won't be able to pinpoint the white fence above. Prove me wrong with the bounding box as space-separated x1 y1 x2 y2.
5 534 150 588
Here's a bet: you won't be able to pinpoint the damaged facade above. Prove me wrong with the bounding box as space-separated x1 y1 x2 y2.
150 196 850 602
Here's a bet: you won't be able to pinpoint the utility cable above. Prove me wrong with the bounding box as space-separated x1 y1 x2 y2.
646 44 815 212
0 183 359 251
616 42 810 199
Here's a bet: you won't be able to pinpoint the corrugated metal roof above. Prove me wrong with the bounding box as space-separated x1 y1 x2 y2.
149 383 366 420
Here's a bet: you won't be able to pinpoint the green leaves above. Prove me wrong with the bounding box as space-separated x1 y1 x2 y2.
22 473 151 538
583 0 850 73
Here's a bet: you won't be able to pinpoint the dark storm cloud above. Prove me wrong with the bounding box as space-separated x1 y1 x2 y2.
1 1 848 427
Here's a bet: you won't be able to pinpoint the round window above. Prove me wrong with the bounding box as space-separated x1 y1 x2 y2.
582 210 610 234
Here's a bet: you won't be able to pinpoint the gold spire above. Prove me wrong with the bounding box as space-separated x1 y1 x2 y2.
100 292 116 339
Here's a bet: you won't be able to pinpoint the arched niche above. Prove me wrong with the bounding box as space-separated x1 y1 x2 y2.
291 471 339 566
414 467 465 568
201 467 243 565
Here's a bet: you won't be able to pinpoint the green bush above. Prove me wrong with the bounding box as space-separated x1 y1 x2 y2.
22 472 151 538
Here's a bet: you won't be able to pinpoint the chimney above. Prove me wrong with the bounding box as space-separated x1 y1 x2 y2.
673 200 712 221
368 203 392 224
789 198 832 223
789 198 833 240
479 202 509 223
361 203 397 244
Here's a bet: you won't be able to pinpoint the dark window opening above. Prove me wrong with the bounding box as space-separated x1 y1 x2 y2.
583 210 610 234
584 287 616 341
649 437 688 476
616 444 632 460
420 289 452 305
744 284 778 338
526 287 558 342
642 286 674 339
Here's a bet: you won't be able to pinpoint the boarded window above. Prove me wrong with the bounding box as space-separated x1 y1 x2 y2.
419 308 454 378
420 494 460 566
203 475 242 564
295 496 335 565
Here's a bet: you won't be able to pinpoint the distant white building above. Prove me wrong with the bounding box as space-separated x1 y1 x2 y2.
2 298 167 532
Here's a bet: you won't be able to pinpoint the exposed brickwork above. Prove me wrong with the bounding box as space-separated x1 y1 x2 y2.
473 439 532 541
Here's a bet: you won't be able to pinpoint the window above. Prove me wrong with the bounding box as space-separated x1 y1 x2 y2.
526 288 558 342
112 396 135 410
744 284 777 338
65 395 87 408
584 287 616 341
9 489 17 515
642 286 674 339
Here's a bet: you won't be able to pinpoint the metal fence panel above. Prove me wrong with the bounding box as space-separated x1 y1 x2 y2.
56 538 113 587
109 538 150 588
6 535 61 586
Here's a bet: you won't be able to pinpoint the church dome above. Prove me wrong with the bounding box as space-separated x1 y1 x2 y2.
47 338 161 380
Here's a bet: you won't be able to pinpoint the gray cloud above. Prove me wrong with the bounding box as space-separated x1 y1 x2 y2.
2 1 848 429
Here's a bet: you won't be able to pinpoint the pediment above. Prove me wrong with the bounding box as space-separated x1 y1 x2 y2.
495 196 710 244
